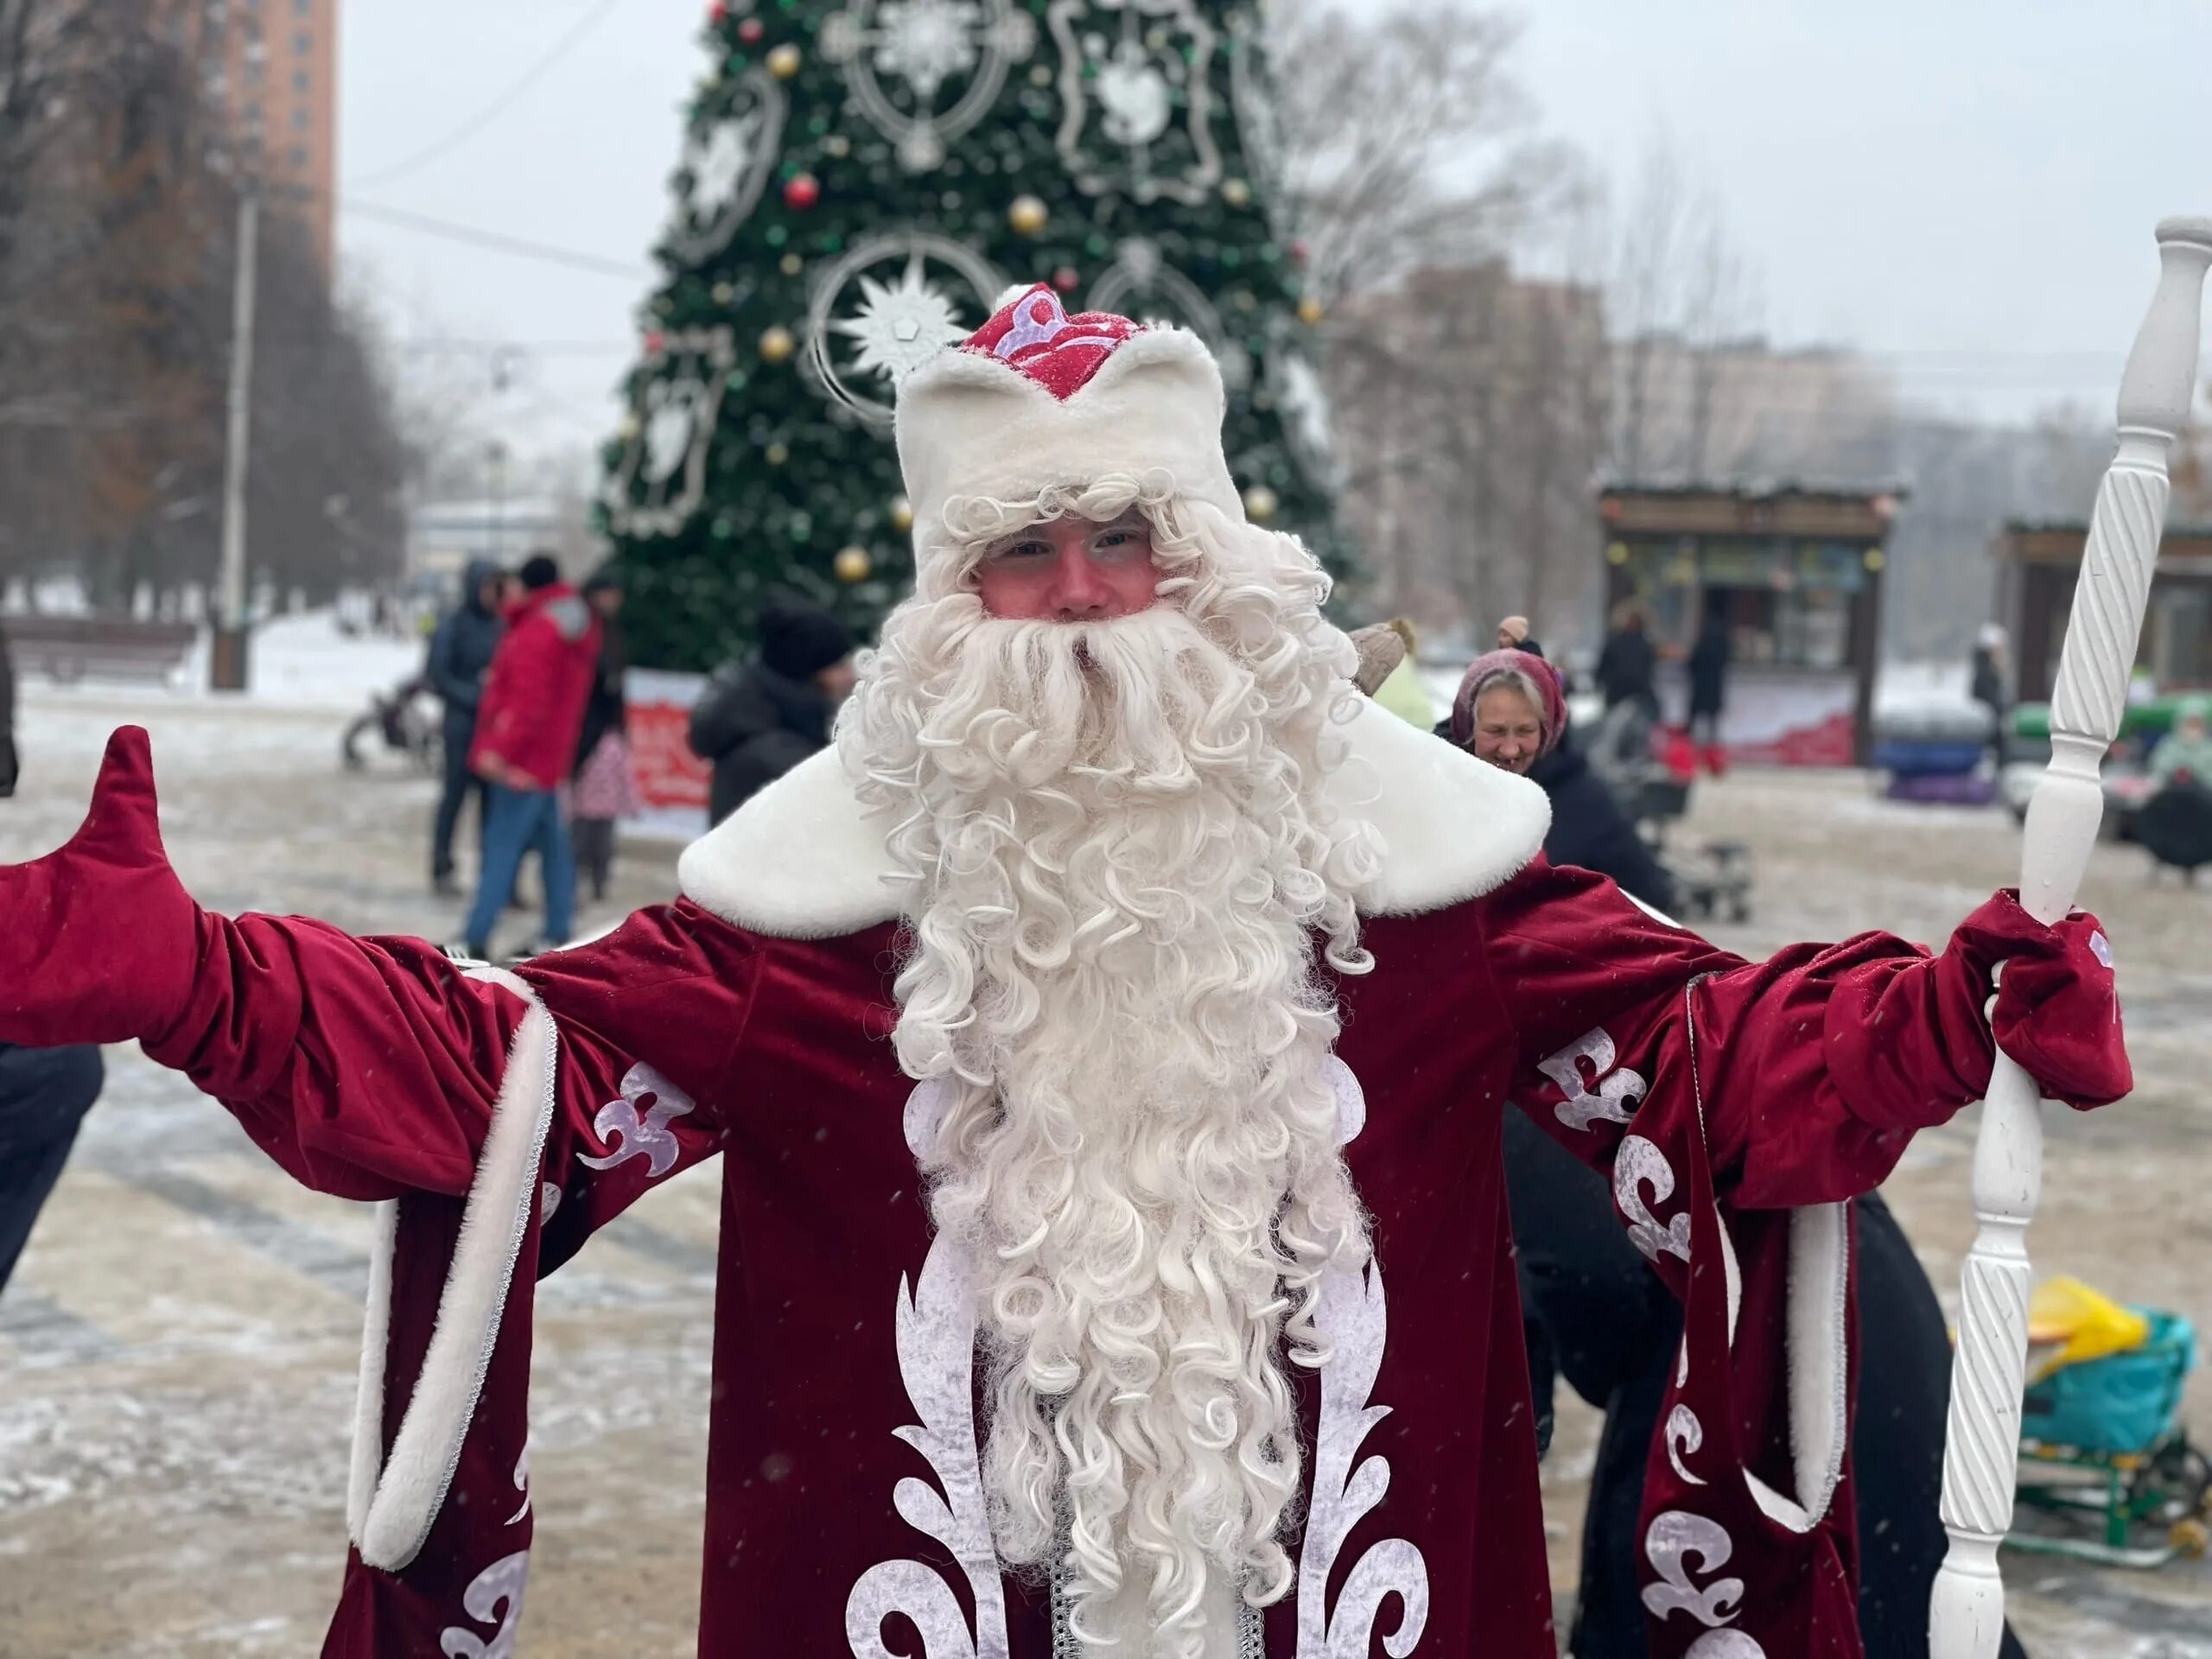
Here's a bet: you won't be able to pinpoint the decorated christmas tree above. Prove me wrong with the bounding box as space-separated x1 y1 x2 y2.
599 0 1341 672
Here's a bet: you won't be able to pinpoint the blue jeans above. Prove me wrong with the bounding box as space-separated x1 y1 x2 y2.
462 784 574 953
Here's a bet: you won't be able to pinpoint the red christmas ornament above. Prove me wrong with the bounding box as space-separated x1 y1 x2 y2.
783 172 820 210
737 16 763 41
1052 266 1080 293
1290 238 1310 265
644 329 665 355
709 0 728 19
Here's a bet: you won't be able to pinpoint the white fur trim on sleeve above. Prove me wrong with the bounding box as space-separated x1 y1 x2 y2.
347 963 558 1572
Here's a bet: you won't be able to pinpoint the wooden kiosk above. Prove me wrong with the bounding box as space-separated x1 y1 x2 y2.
1993 518 2212 702
1596 483 1901 765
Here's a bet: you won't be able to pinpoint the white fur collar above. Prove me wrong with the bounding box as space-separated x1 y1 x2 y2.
677 695 1551 939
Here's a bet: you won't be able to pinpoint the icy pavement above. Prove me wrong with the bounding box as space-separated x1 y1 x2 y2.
1 691 2209 1656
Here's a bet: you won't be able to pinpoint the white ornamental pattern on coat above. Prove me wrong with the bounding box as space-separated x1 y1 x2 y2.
1642 1510 1769 1656
439 1550 530 1659
578 1063 695 1179
845 1079 1011 1658
1614 1135 1692 1265
1294 1058 1430 1659
1539 1026 1648 1131
852 1064 1428 1658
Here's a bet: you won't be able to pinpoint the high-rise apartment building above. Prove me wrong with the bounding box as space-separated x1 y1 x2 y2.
181 0 340 275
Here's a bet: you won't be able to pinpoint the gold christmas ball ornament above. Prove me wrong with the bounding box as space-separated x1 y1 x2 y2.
758 325 797 363
834 545 872 583
1243 484 1280 521
888 493 914 532
766 42 802 78
823 133 851 158
765 442 790 466
616 411 641 440
711 281 734 305
779 252 804 276
1007 194 1048 236
1222 177 1252 207
1296 295 1325 326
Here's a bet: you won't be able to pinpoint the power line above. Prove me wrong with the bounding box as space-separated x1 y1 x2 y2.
345 0 627 193
340 197 649 280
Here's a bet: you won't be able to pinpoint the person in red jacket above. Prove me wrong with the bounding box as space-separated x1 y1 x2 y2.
459 552 600 960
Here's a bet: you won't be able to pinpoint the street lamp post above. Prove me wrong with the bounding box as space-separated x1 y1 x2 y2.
210 177 261 691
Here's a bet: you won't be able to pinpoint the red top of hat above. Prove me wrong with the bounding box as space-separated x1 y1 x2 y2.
960 283 1144 401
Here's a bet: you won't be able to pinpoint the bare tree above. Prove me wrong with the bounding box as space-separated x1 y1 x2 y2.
1266 0 1581 305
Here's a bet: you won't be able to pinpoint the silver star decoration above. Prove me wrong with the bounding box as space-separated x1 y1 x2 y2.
830 253 969 386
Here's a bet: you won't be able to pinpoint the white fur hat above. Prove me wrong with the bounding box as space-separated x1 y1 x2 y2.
892 283 1243 551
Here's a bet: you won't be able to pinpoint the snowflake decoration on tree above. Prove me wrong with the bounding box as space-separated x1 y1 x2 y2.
821 0 1036 171
804 232 1005 427
832 260 970 386
1050 0 1222 205
873 0 982 100
603 329 738 537
666 67 785 261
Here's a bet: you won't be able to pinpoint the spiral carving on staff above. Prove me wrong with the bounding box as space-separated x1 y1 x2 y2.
2050 466 2168 742
1939 1255 2031 1538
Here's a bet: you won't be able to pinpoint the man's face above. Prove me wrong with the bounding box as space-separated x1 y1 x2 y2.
816 657 859 702
974 510 1160 620
1471 683 1544 774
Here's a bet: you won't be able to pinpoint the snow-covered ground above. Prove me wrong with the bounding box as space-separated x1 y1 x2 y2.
2 670 2208 1657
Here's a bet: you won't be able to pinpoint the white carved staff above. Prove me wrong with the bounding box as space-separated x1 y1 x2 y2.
1929 214 2212 1659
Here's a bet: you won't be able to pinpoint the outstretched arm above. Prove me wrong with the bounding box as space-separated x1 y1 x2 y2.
0 728 752 1203
1485 859 2128 1208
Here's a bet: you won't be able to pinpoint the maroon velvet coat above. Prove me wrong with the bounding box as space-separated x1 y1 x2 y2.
0 709 2129 1659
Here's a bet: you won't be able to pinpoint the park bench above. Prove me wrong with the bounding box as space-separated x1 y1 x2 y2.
0 615 199 685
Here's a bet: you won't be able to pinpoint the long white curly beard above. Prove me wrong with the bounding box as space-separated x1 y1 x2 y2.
840 541 1382 1657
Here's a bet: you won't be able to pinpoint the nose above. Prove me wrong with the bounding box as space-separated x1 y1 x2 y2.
1046 545 1115 620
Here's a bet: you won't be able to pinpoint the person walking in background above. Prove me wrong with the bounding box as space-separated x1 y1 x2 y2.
424 559 509 897
454 554 601 962
688 592 857 826
1595 601 1658 716
569 570 642 905
1494 613 1543 658
0 620 105 1298
1687 589 1732 772
1971 622 2012 764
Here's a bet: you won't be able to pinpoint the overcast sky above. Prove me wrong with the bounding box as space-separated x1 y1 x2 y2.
336 0 2212 468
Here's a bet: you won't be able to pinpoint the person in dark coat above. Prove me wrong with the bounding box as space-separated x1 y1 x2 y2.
1687 590 1732 753
1595 603 1658 717
0 621 105 1299
688 594 857 827
1971 623 2011 765
425 559 509 896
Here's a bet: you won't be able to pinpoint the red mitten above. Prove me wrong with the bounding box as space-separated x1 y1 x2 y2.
1942 890 2130 1109
0 727 201 1047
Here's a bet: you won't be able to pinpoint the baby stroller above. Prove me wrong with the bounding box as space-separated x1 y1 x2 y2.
2133 779 2212 882
341 674 440 774
2005 1277 2209 1567
1602 715 1752 925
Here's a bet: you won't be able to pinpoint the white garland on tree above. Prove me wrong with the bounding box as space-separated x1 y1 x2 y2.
602 328 738 538
820 0 1038 172
1047 0 1222 206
